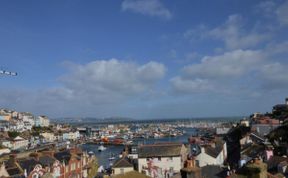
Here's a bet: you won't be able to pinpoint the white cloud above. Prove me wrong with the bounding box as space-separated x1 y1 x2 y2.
121 0 172 20
184 14 270 50
256 1 276 16
170 49 264 94
208 14 269 50
61 59 166 96
170 77 214 93
0 59 167 117
259 62 288 88
182 49 263 79
276 0 288 25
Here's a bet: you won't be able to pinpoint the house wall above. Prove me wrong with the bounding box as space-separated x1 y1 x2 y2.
195 151 217 167
12 139 29 150
138 156 182 174
0 148 11 155
195 147 225 167
40 133 55 142
114 167 134 175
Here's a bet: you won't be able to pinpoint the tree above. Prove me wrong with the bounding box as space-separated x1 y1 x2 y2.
87 158 98 178
8 131 20 138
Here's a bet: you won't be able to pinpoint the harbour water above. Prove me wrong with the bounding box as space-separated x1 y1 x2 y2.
80 128 197 167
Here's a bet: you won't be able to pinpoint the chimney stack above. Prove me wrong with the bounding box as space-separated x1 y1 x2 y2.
42 150 55 157
29 152 39 161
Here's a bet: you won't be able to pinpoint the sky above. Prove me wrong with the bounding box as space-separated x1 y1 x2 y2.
0 0 288 119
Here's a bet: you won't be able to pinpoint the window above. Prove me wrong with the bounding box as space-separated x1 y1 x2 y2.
32 173 39 178
158 157 161 161
169 157 173 161
71 163 76 170
196 160 200 167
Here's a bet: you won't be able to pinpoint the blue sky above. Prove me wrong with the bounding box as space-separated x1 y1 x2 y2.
1 0 288 118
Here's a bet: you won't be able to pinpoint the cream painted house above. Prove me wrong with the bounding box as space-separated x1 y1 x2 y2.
40 132 56 142
112 157 134 175
138 143 187 178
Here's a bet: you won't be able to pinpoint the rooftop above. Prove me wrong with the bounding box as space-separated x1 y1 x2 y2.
138 143 183 158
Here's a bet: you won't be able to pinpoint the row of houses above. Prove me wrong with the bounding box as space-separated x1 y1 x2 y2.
110 137 228 178
0 114 50 132
0 147 96 178
0 130 80 152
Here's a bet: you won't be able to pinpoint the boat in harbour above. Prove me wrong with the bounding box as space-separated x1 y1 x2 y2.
108 153 116 161
98 145 107 152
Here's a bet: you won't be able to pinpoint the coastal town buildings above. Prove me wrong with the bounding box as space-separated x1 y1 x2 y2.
1 136 29 150
0 148 95 178
62 131 80 141
40 132 56 143
35 116 50 127
1 98 288 178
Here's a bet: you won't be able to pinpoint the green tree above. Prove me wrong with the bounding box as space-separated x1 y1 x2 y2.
87 158 98 178
8 131 20 138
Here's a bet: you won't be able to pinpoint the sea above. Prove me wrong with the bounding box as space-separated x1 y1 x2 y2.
80 128 197 168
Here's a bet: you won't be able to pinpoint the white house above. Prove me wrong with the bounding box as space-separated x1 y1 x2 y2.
62 131 80 141
138 143 187 178
35 116 50 127
1 140 12 149
11 136 29 150
0 148 11 156
194 142 227 167
9 121 25 132
22 114 35 126
40 132 56 142
112 157 134 175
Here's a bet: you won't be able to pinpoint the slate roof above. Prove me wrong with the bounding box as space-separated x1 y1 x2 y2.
6 167 22 177
201 165 226 178
267 156 288 173
18 158 40 175
113 158 133 168
54 150 71 164
138 143 183 158
39 155 56 167
204 146 223 158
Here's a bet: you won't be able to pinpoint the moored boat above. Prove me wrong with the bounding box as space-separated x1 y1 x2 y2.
98 145 107 152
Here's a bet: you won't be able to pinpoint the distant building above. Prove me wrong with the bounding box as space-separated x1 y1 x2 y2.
216 128 230 135
251 124 280 137
2 136 29 150
137 143 187 177
35 116 50 127
0 114 11 121
62 131 80 141
40 132 56 143
0 120 10 132
240 118 250 127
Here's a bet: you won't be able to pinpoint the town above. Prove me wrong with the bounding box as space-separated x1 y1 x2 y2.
0 98 287 178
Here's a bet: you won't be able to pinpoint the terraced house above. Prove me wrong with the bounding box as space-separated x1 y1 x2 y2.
0 148 95 178
138 143 188 178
